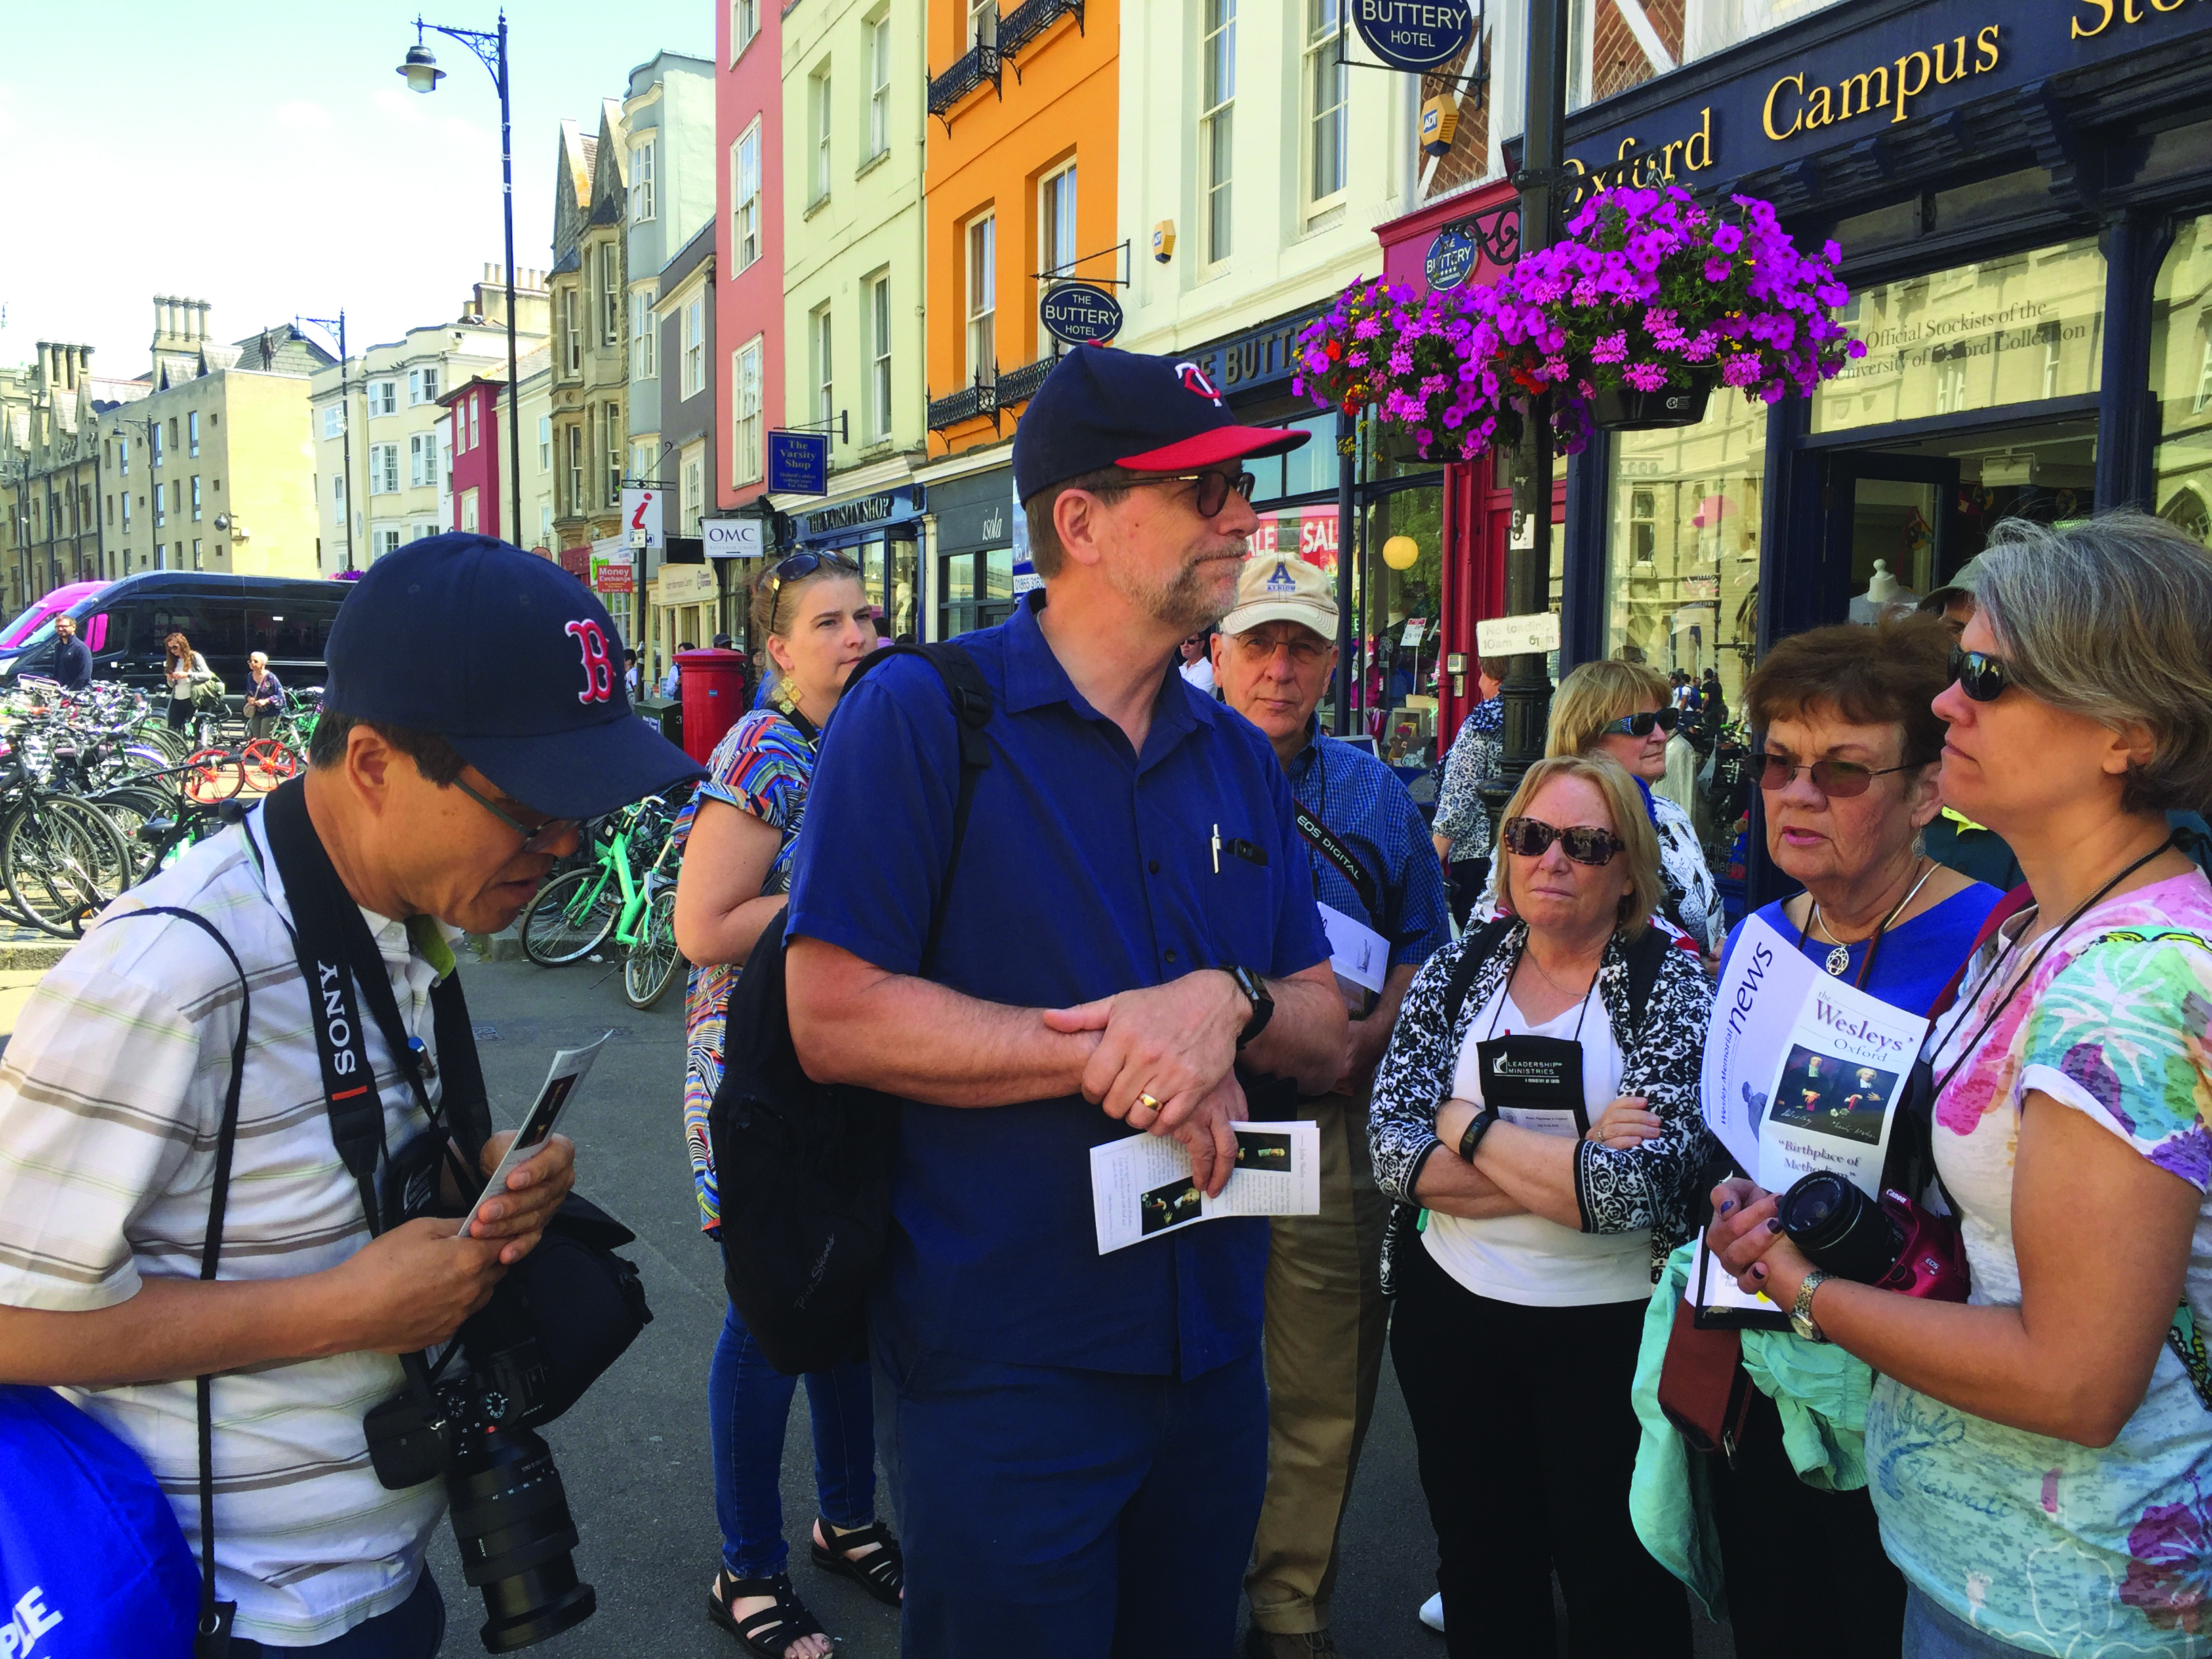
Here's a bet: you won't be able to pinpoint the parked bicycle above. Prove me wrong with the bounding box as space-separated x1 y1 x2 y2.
516 791 689 1008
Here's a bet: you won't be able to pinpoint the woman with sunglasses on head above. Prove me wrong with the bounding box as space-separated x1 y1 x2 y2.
1713 512 2212 1659
1639 613 2004 1659
1372 752 1715 1659
670 551 901 1659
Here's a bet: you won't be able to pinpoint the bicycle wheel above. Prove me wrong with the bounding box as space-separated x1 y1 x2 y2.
180 748 242 805
90 787 170 881
518 866 619 965
239 739 298 793
3 798 129 937
622 887 684 1010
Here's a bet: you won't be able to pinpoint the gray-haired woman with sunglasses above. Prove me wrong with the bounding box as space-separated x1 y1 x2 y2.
1715 513 2212 1659
1639 613 2006 1659
1371 752 1715 1659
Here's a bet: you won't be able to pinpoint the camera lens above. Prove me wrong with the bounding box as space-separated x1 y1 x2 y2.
445 1424 596 1652
1778 1170 1905 1285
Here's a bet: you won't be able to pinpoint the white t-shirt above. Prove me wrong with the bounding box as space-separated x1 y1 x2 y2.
1421 977 1654 1306
1179 657 1215 694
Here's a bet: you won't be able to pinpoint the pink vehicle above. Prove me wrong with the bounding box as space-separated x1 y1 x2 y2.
0 581 108 651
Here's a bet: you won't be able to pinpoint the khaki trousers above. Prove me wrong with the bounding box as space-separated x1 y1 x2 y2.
1244 1089 1392 1635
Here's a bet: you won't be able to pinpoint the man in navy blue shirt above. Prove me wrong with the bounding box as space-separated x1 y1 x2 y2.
1211 554 1450 1658
51 614 92 691
784 347 1345 1659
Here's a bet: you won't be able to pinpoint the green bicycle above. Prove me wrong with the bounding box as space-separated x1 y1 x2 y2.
518 793 687 1008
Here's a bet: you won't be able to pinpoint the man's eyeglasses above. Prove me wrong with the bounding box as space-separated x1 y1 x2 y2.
1601 708 1680 739
1751 752 1915 798
1500 816 1625 865
760 550 860 601
453 777 577 854
1124 469 1258 519
1231 632 1332 665
1948 646 2013 703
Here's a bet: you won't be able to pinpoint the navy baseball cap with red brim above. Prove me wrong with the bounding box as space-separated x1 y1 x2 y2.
1010 345 1312 502
321 533 704 821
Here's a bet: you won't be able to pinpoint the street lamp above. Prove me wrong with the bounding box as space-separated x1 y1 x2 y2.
298 312 355 571
398 13 522 548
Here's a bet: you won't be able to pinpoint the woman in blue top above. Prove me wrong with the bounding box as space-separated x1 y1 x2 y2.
1698 614 2003 1659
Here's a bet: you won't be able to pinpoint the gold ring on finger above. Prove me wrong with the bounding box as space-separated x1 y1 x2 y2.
1138 1093 1163 1111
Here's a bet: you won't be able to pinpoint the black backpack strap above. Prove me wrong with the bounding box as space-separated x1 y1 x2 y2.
1622 923 1674 1032
101 905 249 1658
838 642 994 973
1441 916 1515 1032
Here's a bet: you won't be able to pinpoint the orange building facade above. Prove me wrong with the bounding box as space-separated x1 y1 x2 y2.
922 0 1118 465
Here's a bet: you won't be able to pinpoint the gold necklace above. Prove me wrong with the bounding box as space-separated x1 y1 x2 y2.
1809 858 1939 977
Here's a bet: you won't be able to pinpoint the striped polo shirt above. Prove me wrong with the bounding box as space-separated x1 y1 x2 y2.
0 806 459 1645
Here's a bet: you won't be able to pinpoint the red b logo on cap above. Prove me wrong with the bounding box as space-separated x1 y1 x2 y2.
566 619 614 704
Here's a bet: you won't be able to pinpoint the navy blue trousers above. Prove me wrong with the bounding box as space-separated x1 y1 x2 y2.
886 1338 1268 1659
224 1570 443 1658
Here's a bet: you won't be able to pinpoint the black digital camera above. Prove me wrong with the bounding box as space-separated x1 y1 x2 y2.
365 1207 650 1652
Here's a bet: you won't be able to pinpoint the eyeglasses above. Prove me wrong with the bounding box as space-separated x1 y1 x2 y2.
1601 708 1680 739
1751 752 1916 798
760 550 859 601
1231 632 1332 665
1124 469 1258 519
1500 816 1625 865
452 776 578 854
1948 646 2013 703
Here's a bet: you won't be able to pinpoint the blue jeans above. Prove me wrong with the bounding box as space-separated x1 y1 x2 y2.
884 1334 1269 1659
1903 1586 2039 1658
225 1569 443 1658
708 1301 878 1579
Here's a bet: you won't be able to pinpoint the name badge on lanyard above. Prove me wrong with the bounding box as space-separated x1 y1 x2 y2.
1474 937 1599 1139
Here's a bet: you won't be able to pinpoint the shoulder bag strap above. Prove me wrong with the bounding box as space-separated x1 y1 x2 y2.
100 905 250 1658
1293 804 1384 924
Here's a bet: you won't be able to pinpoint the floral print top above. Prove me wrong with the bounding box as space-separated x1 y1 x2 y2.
1866 870 2212 1654
1432 696 1502 858
672 709 817 1235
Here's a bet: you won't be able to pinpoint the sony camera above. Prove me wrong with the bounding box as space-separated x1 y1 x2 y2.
1777 1170 1970 1302
364 1205 650 1652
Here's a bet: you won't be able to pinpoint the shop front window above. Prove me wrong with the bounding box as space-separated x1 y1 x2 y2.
1814 237 2106 433
2152 213 2212 548
1605 390 1767 710
939 547 1014 640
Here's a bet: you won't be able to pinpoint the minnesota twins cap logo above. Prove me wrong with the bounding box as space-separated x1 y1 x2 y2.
1173 361 1225 407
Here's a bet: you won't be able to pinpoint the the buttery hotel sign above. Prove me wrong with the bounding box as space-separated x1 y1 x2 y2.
1567 1 2212 195
1353 1 1475 75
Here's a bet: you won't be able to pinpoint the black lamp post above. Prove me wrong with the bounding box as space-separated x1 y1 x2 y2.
399 13 523 546
298 312 354 571
1499 0 1572 790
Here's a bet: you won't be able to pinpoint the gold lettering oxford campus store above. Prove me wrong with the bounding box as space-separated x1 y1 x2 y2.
1573 106 1715 190
1763 24 2001 140
2072 0 2195 39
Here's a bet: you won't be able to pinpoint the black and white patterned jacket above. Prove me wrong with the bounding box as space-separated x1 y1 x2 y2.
1368 920 1721 1286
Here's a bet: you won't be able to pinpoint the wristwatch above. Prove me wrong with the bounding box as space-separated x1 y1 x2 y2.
1228 966 1274 1048
1790 1271 1832 1343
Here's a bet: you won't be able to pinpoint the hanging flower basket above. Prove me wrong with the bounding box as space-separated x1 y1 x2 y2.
1290 186 1866 464
1589 371 1717 432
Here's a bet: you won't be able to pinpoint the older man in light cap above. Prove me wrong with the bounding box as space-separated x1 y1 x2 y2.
1212 554 1449 1659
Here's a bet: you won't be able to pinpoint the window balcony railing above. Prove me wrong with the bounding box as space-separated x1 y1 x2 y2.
927 42 1000 121
928 375 999 431
994 356 1054 409
998 0 1082 60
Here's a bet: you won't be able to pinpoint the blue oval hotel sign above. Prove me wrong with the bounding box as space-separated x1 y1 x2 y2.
1353 0 1475 75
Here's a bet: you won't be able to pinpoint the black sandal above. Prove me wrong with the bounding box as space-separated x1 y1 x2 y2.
707 1568 830 1657
810 1518 904 1607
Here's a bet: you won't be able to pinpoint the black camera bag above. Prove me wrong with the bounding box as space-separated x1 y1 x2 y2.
710 642 991 1377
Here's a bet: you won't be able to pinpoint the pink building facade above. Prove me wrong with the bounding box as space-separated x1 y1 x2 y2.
715 0 782 514
441 376 504 539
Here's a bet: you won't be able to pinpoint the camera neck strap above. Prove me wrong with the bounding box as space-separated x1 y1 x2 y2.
257 780 486 1232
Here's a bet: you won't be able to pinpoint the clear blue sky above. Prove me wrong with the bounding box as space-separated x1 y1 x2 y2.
0 0 710 379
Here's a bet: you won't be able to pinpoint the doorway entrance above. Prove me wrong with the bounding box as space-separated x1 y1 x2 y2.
1815 409 2100 616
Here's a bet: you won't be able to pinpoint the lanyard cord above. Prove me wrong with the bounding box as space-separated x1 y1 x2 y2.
1489 928 1607 1044
1929 832 2179 1106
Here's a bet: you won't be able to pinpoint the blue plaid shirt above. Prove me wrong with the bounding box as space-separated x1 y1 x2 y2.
1284 723 1452 971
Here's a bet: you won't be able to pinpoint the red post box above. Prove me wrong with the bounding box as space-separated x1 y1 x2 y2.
674 648 752 766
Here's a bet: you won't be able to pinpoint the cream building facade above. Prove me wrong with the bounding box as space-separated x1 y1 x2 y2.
621 52 718 498
307 268 547 573
550 103 632 594
494 345 558 553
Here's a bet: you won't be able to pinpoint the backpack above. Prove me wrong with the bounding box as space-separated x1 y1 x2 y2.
1442 914 1674 1036
710 642 993 1376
